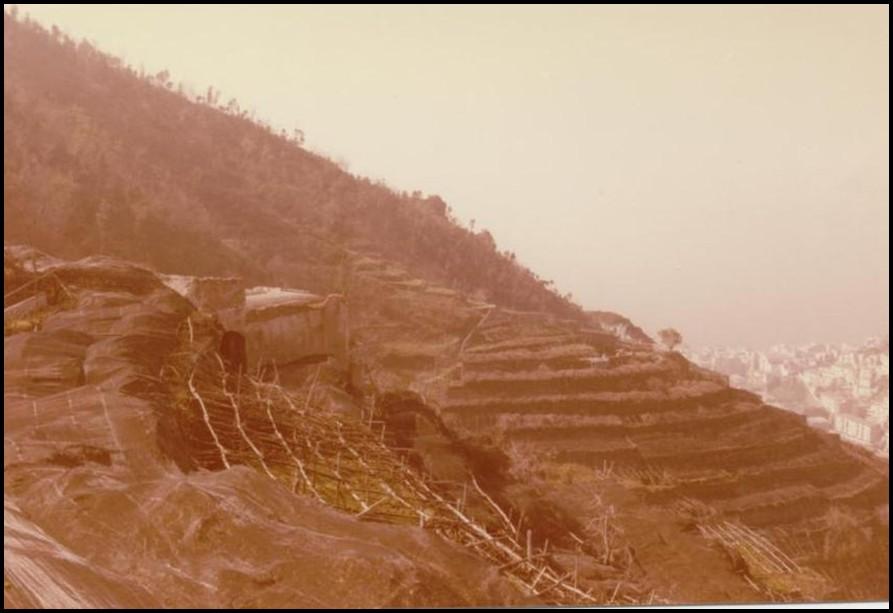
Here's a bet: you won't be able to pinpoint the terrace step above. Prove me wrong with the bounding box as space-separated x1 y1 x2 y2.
644 452 863 504
441 387 743 417
824 469 888 506
717 484 830 527
636 429 821 472
465 334 578 355
448 363 682 399
552 439 644 467
460 344 598 373
502 403 770 442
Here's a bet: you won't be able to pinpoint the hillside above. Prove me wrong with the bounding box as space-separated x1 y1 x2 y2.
6 246 887 606
3 249 541 607
3 9 581 320
347 257 888 603
4 7 889 608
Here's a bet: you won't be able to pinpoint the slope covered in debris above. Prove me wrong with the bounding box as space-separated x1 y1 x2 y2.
3 7 887 607
3 249 540 608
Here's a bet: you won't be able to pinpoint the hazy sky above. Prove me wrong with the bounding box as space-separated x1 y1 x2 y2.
18 5 889 348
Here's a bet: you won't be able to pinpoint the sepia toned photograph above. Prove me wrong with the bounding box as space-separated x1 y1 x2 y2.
3 4 889 609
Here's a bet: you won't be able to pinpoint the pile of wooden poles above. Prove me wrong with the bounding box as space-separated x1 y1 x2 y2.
168 317 603 604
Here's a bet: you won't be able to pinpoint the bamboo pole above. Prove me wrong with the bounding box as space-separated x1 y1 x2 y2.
187 370 231 469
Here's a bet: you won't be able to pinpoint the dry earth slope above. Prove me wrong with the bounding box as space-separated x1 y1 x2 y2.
3 247 533 608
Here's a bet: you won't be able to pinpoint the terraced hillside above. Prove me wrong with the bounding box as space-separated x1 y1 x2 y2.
6 244 887 606
332 250 883 604
4 8 886 607
424 308 889 603
2 249 539 608
4 247 660 607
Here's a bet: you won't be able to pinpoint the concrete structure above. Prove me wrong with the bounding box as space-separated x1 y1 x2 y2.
218 287 348 371
162 276 348 371
161 275 245 311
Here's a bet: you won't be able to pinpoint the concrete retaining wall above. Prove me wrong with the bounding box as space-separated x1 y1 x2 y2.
227 295 348 370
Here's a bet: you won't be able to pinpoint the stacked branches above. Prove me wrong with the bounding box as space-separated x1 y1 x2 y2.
165 317 602 604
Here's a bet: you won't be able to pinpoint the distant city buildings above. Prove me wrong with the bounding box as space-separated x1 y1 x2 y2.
685 335 889 458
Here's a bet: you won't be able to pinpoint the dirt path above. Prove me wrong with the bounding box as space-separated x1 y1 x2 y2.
458 305 494 356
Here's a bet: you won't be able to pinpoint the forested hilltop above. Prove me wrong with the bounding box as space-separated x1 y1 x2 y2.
4 8 582 319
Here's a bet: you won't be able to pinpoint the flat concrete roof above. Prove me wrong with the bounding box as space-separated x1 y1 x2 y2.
245 286 322 311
